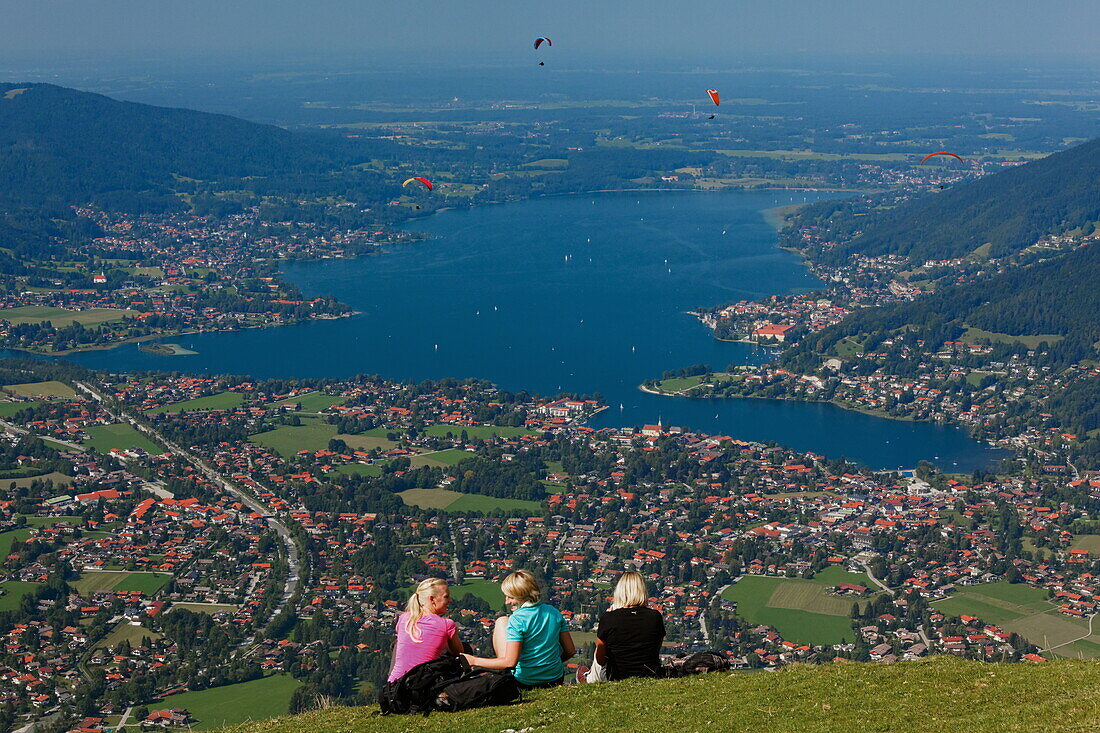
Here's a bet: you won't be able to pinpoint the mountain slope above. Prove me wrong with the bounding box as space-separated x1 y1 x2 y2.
834 137 1100 261
216 658 1100 733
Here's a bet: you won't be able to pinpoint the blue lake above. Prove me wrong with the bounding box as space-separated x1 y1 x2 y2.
52 190 1004 470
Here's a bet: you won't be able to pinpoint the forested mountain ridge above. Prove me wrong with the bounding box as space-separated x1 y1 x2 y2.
816 136 1100 262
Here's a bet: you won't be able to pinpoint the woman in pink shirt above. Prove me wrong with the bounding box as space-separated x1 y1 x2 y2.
388 578 464 682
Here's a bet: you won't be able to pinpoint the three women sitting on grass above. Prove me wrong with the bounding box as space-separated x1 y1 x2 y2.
389 569 664 688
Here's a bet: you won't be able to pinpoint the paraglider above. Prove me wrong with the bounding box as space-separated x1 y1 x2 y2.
706 89 719 119
402 177 433 191
919 152 964 165
534 37 552 49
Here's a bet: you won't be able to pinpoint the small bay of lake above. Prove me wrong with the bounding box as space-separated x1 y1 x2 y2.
55 190 1003 470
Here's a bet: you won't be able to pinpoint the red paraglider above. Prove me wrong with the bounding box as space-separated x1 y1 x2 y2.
919 152 964 164
706 89 720 106
534 37 552 50
402 177 433 191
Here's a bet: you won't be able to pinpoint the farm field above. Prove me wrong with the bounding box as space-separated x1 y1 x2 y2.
2 380 77 398
0 529 32 564
397 488 542 514
5 472 73 489
155 674 301 730
960 326 1063 348
22 515 81 527
146 391 246 414
451 579 506 609
424 424 535 439
932 581 1098 657
0 581 42 611
71 571 171 596
171 602 239 614
0 305 136 327
268 392 347 412
95 622 162 649
1069 535 1100 554
0 400 39 417
82 423 161 454
409 449 476 468
331 463 383 478
721 566 875 645
250 419 388 458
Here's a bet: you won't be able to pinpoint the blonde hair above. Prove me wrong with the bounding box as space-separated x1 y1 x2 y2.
404 578 448 641
611 571 648 610
500 569 541 605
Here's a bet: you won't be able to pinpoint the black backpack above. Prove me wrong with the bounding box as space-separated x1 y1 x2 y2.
663 650 730 677
434 670 521 712
378 654 467 714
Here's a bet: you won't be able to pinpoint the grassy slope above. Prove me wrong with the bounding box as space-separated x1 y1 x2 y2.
218 658 1100 733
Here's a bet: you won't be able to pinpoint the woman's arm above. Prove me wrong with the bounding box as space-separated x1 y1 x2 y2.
559 631 576 661
462 641 522 670
594 637 608 665
446 632 464 656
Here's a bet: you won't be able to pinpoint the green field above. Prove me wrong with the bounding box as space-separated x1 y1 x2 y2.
95 622 162 649
933 582 1099 657
2 380 77 398
282 392 347 412
170 602 239 615
0 400 39 417
331 463 383 478
0 581 42 611
409 449 477 468
23 515 81 527
1069 535 1100 554
961 326 1063 349
722 566 874 645
424 424 536 440
249 420 335 457
654 375 706 392
451 579 506 610
0 528 32 563
82 423 161 454
147 391 246 414
220 657 1100 733
397 488 542 514
72 571 170 596
156 674 301 730
4 471 73 489
0 305 137 327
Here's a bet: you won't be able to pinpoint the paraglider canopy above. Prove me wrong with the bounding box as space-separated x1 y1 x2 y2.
919 152 963 164
706 89 720 106
402 177 433 191
534 37 552 49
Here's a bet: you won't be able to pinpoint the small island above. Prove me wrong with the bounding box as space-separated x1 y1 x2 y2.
139 343 198 356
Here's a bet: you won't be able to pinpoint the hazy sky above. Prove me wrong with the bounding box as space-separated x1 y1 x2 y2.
3 1 1098 65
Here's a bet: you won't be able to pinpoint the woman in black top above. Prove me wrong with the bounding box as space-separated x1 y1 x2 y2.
582 571 665 682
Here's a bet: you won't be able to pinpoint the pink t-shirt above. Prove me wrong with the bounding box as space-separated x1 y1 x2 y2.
388 612 458 682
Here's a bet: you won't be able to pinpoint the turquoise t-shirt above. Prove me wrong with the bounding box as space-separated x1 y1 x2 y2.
505 602 567 685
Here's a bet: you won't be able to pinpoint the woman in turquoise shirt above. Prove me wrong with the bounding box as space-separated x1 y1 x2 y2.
462 569 576 687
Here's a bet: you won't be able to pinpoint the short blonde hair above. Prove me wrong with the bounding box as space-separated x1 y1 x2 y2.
501 569 541 604
611 571 648 610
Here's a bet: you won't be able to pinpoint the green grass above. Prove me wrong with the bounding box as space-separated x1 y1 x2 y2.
2 380 77 398
1069 535 1100 554
72 571 169 596
22 515 80 527
0 306 137 327
170 602 239 615
2 471 73 489
655 375 706 392
216 657 1100 733
0 529 31 564
966 371 995 387
961 326 1063 349
95 622 162 649
146 391 246 414
0 400 39 417
834 338 864 358
409 449 477 468
331 463 383 478
451 579 506 610
424 425 536 440
82 423 161 454
266 392 347 412
249 419 335 458
721 566 873 646
397 488 543 514
0 581 42 611
157 674 301 730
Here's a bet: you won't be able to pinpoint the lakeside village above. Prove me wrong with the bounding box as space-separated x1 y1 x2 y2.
0 369 1096 731
678 204 1100 466
0 206 420 354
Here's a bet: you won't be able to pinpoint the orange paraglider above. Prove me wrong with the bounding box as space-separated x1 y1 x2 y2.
919 152 964 164
402 177 433 191
706 89 720 106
